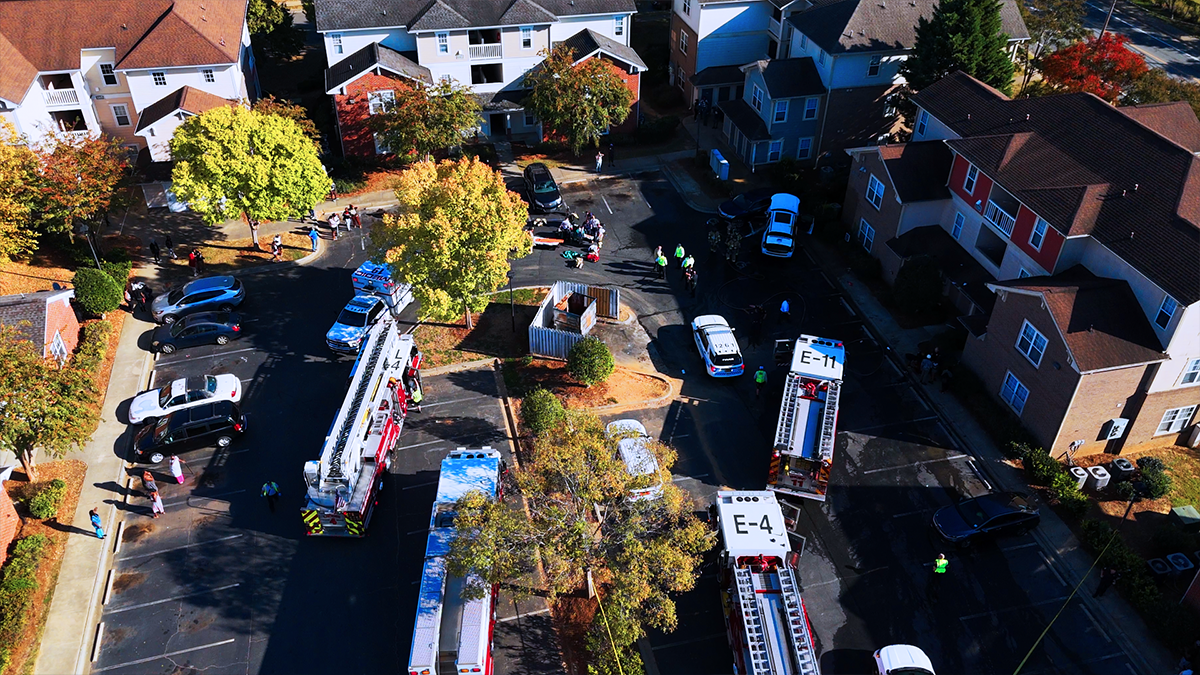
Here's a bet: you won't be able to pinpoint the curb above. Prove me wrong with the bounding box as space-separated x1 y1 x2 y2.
584 366 678 414
226 237 327 278
659 163 719 214
421 358 497 377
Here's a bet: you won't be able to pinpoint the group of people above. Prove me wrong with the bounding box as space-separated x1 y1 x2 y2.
653 243 695 290
187 248 205 277
147 236 177 264
326 204 362 241
138 460 185 520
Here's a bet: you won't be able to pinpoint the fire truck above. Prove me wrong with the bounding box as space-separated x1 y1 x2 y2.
716 490 820 675
301 316 423 536
767 335 845 502
408 448 502 675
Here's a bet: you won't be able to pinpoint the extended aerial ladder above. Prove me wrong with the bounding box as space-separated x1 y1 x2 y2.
767 335 844 502
301 316 423 536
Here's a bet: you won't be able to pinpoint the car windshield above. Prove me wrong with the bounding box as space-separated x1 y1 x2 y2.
156 387 171 407
772 211 796 226
153 416 171 441
167 289 184 305
205 375 217 393
336 309 369 327
533 179 557 194
956 500 990 528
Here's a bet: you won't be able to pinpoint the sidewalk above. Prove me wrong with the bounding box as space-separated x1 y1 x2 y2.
806 238 1177 675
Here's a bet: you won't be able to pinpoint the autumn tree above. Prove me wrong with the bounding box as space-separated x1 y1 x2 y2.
1017 0 1087 93
169 105 328 234
372 81 481 159
901 0 1016 94
247 0 303 58
372 157 530 327
252 95 321 143
1041 33 1148 102
0 121 39 263
31 133 129 241
1123 68 1200 117
524 45 635 155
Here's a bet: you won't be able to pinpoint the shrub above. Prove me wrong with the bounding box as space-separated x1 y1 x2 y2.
568 337 615 387
1049 472 1089 516
521 388 566 437
28 479 67 519
1005 441 1036 460
1116 480 1141 501
100 247 133 284
1151 524 1199 558
1136 456 1166 473
0 533 49 662
1023 446 1063 486
1141 468 1173 499
586 595 646 675
71 320 112 374
892 255 945 317
72 267 123 315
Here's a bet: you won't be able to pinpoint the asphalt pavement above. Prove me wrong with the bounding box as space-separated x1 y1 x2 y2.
1083 0 1200 80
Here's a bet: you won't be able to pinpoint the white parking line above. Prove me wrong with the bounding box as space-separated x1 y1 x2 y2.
184 448 251 464
402 480 439 491
156 346 257 366
398 439 444 450
601 195 613 214
1041 551 1067 586
891 507 930 518
105 583 241 614
118 534 244 561
91 639 237 672
497 607 551 623
862 453 968 474
958 597 1067 621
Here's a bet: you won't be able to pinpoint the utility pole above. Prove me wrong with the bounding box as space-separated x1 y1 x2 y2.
1100 0 1118 37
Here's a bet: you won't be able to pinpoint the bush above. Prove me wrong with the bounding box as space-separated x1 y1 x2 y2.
27 479 67 519
72 267 123 315
1151 524 1199 558
892 255 945 317
71 320 112 374
1141 469 1173 499
1049 472 1089 516
1005 441 1037 460
1116 480 1141 501
1136 456 1166 473
0 533 49 663
568 337 615 387
586 595 646 675
521 388 566 437
1023 446 1063 486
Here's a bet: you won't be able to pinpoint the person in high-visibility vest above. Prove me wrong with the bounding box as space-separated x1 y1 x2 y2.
754 366 767 397
934 553 949 574
674 243 686 267
655 254 668 279
262 481 281 514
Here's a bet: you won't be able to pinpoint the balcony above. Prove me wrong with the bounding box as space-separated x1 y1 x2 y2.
984 200 1016 236
769 17 781 36
469 43 503 59
43 89 80 106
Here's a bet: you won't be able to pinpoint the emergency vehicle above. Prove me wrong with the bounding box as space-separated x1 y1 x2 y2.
716 490 820 674
408 448 503 675
301 315 424 536
353 260 415 313
767 335 844 502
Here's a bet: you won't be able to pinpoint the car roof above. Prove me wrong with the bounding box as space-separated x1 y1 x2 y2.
741 188 775 201
345 295 383 311
525 162 550 175
976 492 1035 517
693 314 730 329
707 329 740 355
181 311 233 326
182 276 235 293
617 437 658 477
769 193 801 213
606 419 648 438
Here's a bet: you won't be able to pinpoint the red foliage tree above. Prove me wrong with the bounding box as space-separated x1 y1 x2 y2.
34 134 129 237
1041 33 1148 102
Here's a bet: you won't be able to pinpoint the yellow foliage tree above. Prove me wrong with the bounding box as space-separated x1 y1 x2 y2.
0 121 40 263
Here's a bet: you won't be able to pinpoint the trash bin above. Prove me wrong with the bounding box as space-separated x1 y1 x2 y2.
1069 466 1088 490
1110 457 1135 481
1087 465 1110 491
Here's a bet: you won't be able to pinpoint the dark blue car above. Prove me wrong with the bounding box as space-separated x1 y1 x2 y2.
150 311 242 354
931 491 1039 548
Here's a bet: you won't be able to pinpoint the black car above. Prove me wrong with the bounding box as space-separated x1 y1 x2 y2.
523 162 564 212
150 311 242 354
132 400 247 464
932 491 1039 547
718 188 775 221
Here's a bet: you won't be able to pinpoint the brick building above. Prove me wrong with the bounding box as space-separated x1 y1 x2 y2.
0 289 80 363
0 489 18 567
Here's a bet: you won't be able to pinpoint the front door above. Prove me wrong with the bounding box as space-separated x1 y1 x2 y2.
490 113 508 136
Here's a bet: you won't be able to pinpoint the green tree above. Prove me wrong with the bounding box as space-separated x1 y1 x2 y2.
0 120 39 263
1123 69 1200 118
169 105 329 236
567 336 615 387
0 327 98 481
521 388 566 437
252 95 321 143
372 158 531 328
246 0 303 58
1017 0 1087 94
72 268 123 316
372 81 482 159
901 0 1015 94
524 45 635 155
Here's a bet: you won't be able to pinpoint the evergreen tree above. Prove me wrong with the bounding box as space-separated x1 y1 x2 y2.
902 0 1015 94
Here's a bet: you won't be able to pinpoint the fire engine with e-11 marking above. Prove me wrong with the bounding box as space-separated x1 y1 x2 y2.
768 335 845 502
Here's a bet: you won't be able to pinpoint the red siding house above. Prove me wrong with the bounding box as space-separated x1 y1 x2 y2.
0 289 80 363
0 489 19 567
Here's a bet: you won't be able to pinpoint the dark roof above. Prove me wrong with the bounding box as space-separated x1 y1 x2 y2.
690 64 744 87
914 71 1200 305
743 58 825 99
316 0 635 32
878 141 952 202
555 28 647 71
788 0 1027 54
1120 102 1200 153
0 290 71 351
135 86 236 132
992 266 1166 371
473 89 526 111
324 42 432 93
718 98 771 141
885 225 996 314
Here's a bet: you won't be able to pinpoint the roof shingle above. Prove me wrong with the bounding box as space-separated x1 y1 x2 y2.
878 141 953 202
717 98 771 141
324 42 432 93
555 28 647 71
744 58 824 99
1120 101 1200 153
135 86 237 132
316 0 635 33
787 0 1028 54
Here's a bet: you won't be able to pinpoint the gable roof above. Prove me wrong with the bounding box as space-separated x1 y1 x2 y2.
135 86 237 132
788 0 1028 55
316 0 635 33
0 289 73 354
690 64 744 87
990 266 1165 372
878 141 953 202
0 0 245 104
1119 101 1200 153
555 28 647 71
324 42 432 93
741 58 825 99
914 71 1200 305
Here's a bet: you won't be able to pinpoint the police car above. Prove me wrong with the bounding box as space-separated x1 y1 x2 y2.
128 374 242 425
326 294 388 354
352 260 414 312
691 315 744 377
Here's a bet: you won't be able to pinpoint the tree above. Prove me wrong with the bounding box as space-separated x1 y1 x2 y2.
252 95 321 143
1017 0 1087 94
72 268 123 316
372 158 531 327
521 388 566 437
901 0 1016 94
524 45 635 155
0 327 98 481
0 121 39 263
246 0 303 58
372 81 482 159
1040 33 1148 102
169 105 329 234
1123 68 1200 118
31 133 129 240
567 336 615 387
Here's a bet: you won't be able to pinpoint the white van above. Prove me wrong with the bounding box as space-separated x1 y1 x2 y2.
760 193 801 258
605 420 664 501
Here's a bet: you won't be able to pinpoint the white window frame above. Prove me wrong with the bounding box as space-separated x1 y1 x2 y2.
99 63 118 86
773 99 788 123
963 164 978 193
867 54 881 77
437 32 449 54
768 140 783 162
152 71 167 86
614 16 625 36
1180 357 1200 385
48 331 69 364
804 97 818 120
797 137 812 159
1015 320 1048 367
916 110 928 136
331 33 343 54
1157 405 1197 435
679 31 688 55
367 90 395 115
858 218 875 252
373 133 391 155
751 85 763 112
1000 371 1030 414
110 104 131 127
683 0 691 14
817 49 826 65
1030 217 1047 250
952 212 964 239
521 26 533 49
1018 268 1032 279
866 174 885 209
1156 295 1177 329
799 33 808 50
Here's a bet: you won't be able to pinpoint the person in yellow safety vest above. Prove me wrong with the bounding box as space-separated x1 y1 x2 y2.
934 553 949 574
754 366 767 397
655 253 668 279
682 254 695 269
674 243 686 266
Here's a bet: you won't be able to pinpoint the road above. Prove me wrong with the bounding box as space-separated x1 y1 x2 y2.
1083 0 1200 80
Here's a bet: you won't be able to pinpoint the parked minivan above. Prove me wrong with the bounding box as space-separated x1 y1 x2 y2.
760 193 801 258
605 420 664 502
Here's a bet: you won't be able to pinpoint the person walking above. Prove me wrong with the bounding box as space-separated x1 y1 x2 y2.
271 234 283 262
933 553 949 575
754 366 768 397
249 220 260 250
674 243 686 267
164 234 177 259
89 508 105 539
142 471 158 496
681 254 695 275
328 212 341 240
262 481 281 513
1094 566 1120 597
149 491 164 518
349 204 361 229
594 151 604 173
919 354 935 384
188 248 199 277
653 245 662 261
149 240 161 264
780 299 791 322
654 252 668 279
169 455 186 484
309 225 320 252
685 267 698 297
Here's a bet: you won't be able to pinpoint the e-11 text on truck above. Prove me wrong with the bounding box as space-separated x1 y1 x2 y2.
767 335 845 502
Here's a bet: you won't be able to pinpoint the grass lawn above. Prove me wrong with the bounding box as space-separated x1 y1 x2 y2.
413 287 549 367
159 232 311 278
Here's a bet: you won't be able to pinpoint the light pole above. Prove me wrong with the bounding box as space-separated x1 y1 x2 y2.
1100 0 1118 37
508 270 516 332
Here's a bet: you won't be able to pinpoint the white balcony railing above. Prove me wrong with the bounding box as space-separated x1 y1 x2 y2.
43 89 80 106
768 17 781 36
469 43 503 59
984 200 1016 236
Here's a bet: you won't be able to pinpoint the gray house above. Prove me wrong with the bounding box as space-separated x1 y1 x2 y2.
718 58 825 167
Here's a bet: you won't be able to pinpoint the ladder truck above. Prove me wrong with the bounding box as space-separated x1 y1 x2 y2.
301 316 424 536
767 335 845 502
716 490 820 675
408 448 502 675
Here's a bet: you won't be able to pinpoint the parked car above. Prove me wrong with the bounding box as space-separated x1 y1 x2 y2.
760 193 802 258
523 162 564 212
151 276 245 324
931 491 1039 547
718 188 774 221
691 315 744 377
128 374 242 425
327 294 388 354
605 419 664 501
132 400 247 464
874 645 936 675
150 312 242 354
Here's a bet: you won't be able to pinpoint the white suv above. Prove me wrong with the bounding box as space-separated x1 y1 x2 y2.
605 420 664 501
691 315 744 377
760 193 801 258
874 645 935 675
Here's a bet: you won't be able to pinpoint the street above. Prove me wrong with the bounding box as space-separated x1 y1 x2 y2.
1083 0 1200 80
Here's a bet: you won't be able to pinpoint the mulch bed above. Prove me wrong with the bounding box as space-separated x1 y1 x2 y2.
515 359 668 409
552 593 598 675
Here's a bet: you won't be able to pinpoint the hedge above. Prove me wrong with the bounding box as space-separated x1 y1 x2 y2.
72 268 123 315
568 337 615 387
70 320 112 375
0 534 50 674
27 479 67 520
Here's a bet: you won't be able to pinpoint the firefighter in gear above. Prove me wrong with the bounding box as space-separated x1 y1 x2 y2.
754 366 768 397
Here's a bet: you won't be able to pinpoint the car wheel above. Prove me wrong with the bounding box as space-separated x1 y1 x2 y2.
218 304 234 312
217 435 232 448
215 335 229 345
162 314 178 325
142 417 157 426
149 452 165 464
159 343 176 354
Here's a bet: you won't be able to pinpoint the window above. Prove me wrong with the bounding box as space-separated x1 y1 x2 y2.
521 26 532 49
867 54 881 77
440 74 452 85
331 33 343 54
773 100 788 123
1015 320 1048 366
683 0 691 14
952 212 964 239
1157 405 1197 435
524 111 535 126
916 110 928 136
111 104 131 127
858 218 875 252
1181 358 1200 385
963 164 978 193
615 16 624 36
804 97 818 120
99 63 118 86
768 140 782 162
1018 268 1031 279
373 133 391 155
1000 372 1029 414
367 90 395 115
751 85 763 112
152 71 166 86
866 174 885 209
437 32 449 54
1156 295 1177 329
799 33 807 50
817 49 826 65
49 331 69 364
201 68 215 84
679 31 688 55
1030 217 1047 250
797 137 812 159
